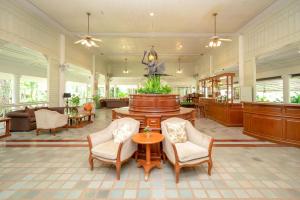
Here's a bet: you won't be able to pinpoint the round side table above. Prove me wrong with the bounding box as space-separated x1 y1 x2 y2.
132 132 164 181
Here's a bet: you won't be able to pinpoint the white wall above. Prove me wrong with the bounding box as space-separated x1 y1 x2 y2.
194 0 300 100
0 0 99 106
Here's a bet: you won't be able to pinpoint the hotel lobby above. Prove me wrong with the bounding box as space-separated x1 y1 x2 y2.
0 0 300 199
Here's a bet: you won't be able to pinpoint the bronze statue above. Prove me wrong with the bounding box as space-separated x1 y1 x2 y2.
141 46 165 76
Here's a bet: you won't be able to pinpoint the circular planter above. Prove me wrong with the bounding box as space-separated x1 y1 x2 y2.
129 94 180 113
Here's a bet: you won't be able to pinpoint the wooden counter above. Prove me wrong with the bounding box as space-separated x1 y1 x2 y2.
243 102 300 146
199 98 243 127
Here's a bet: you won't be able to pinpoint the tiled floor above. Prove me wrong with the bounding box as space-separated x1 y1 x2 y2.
0 108 300 199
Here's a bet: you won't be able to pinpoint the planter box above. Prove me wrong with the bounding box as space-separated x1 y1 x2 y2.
129 94 180 113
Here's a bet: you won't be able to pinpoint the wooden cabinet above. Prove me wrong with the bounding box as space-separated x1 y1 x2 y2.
243 102 300 146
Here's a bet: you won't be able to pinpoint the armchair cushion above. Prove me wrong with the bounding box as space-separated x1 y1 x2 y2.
175 141 208 162
166 122 187 143
112 124 132 143
92 140 119 160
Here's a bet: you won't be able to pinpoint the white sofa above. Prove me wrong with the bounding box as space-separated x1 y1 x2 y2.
35 109 68 135
87 117 140 180
161 117 214 183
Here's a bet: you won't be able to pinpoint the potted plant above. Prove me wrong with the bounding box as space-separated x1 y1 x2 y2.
70 95 80 113
143 126 152 138
137 75 172 94
92 95 101 109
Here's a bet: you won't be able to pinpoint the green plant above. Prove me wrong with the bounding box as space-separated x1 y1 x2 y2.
92 95 101 109
70 95 80 106
291 93 300 104
137 75 172 94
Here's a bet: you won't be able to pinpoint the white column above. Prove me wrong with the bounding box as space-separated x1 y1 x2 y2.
59 34 66 106
47 57 60 107
252 58 257 102
105 76 110 98
282 74 291 103
91 55 98 96
238 35 244 87
12 74 20 104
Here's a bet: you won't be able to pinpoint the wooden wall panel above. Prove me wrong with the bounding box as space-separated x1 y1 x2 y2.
243 102 300 146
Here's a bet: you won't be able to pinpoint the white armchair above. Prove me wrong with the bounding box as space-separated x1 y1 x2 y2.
35 109 68 136
161 117 214 183
87 117 140 180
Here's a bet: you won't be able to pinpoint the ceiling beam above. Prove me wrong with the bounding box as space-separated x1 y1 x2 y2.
72 32 237 38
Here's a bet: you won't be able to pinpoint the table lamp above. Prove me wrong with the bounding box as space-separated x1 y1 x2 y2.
63 93 71 107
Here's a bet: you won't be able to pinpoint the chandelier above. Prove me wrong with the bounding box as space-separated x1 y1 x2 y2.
176 57 183 74
123 58 129 74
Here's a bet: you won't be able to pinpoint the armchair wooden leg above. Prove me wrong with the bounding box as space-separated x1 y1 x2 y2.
89 155 94 170
134 151 138 161
175 164 181 183
208 159 213 176
162 152 166 163
116 163 121 180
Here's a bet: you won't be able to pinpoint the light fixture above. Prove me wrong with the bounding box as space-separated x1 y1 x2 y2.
75 12 102 48
176 42 183 50
123 58 129 74
176 57 183 74
149 12 154 16
206 13 232 48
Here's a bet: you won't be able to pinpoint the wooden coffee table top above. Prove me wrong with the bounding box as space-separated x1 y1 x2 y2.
132 132 164 144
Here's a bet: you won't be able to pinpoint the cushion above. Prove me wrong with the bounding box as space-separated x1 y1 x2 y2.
91 140 119 160
166 122 187 143
112 123 132 143
175 141 208 162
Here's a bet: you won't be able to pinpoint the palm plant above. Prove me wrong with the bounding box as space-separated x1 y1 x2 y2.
137 75 172 94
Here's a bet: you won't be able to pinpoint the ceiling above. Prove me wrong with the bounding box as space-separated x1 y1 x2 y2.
28 0 275 74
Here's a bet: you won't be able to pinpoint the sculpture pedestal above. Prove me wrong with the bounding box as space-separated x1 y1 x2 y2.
112 94 196 159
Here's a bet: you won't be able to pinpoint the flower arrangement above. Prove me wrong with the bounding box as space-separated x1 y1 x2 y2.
143 126 152 138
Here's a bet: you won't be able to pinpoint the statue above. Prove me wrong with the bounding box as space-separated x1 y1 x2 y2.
141 46 165 76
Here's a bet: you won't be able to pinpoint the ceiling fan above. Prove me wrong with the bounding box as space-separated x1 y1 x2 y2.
206 13 232 48
75 12 102 48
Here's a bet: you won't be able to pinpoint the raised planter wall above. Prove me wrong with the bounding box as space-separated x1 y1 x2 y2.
129 94 180 113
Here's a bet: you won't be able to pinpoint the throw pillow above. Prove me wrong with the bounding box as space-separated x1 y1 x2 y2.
112 124 132 144
166 122 187 143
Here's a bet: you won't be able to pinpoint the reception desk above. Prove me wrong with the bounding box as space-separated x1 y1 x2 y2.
199 98 243 127
243 102 300 146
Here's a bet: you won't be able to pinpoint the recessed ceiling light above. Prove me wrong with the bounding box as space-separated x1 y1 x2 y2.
149 12 154 16
298 50 300 53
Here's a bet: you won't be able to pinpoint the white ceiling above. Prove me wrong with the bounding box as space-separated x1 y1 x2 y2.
28 0 275 75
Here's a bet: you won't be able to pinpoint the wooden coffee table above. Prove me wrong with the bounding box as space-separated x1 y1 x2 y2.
67 112 94 128
132 132 164 181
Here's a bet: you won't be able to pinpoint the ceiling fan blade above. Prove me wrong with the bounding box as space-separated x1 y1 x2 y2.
91 38 102 42
74 39 84 44
219 38 232 42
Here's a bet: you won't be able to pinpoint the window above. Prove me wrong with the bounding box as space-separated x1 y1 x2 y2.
110 85 137 98
20 75 47 102
290 74 300 104
98 86 105 97
65 81 91 103
256 77 283 103
0 72 13 105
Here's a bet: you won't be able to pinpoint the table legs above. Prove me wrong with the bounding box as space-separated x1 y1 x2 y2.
137 144 161 181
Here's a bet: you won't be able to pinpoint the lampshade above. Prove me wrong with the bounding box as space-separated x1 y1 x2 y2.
63 93 71 98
